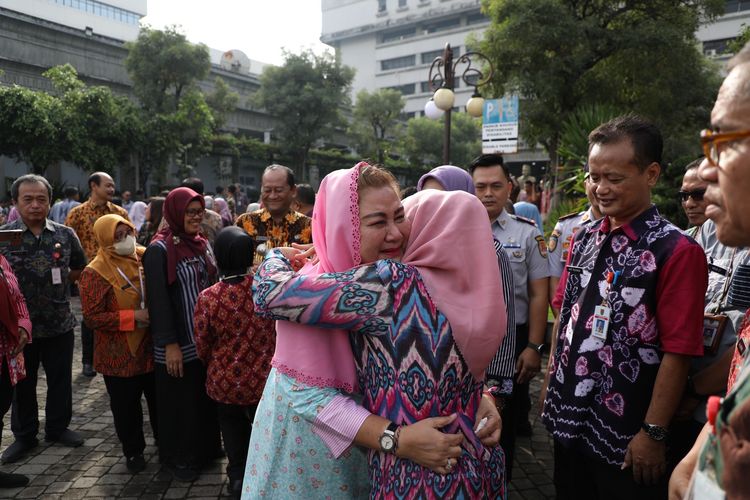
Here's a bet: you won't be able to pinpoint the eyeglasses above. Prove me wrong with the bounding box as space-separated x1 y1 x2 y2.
701 129 750 167
677 190 706 202
185 208 205 218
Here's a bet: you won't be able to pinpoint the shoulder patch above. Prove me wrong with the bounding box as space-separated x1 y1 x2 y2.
548 229 560 253
535 235 548 258
511 214 536 226
557 211 581 222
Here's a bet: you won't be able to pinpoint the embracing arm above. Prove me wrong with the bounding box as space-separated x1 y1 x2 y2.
253 250 392 334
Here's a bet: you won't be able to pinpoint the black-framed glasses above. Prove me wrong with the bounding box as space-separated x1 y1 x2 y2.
678 190 706 202
185 208 205 218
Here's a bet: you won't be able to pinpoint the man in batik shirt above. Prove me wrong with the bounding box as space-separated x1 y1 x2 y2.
236 165 312 266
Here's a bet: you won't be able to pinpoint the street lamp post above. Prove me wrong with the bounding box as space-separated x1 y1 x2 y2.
426 43 494 165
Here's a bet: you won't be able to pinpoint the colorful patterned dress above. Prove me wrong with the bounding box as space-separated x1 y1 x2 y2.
253 251 506 499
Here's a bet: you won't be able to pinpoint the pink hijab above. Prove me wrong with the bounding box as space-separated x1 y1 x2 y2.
402 190 506 380
270 163 365 392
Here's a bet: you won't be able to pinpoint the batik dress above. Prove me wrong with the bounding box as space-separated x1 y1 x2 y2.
253 251 506 499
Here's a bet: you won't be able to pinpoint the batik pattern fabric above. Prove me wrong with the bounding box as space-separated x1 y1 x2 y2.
65 200 130 261
241 367 371 499
235 209 312 265
253 251 506 499
542 205 707 467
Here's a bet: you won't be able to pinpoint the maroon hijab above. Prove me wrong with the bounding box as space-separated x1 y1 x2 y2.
151 187 216 284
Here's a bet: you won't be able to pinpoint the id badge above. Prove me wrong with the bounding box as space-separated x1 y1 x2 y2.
592 305 610 341
51 267 62 285
703 313 728 356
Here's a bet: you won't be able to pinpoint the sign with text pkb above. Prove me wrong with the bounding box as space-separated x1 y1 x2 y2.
482 96 519 154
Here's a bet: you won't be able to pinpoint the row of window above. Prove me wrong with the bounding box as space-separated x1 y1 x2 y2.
380 47 462 71
51 0 141 25
378 0 413 12
379 13 485 44
725 0 750 13
386 78 462 96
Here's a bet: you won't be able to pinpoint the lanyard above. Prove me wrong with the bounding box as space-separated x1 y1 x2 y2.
220 272 250 282
116 266 145 310
712 247 738 314
601 270 621 308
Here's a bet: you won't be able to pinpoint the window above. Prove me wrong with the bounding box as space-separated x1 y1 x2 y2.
378 0 387 12
421 47 460 64
725 0 750 13
381 55 416 71
399 0 407 6
381 27 416 43
388 84 416 96
52 0 141 24
703 38 734 56
420 81 432 93
467 12 488 25
424 17 461 33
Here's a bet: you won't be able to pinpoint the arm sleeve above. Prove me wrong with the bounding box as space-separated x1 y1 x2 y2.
527 227 551 280
68 230 87 270
143 244 180 347
311 394 373 458
253 250 392 335
486 245 517 387
548 222 564 278
657 240 708 356
193 291 214 363
79 268 131 332
1 257 31 337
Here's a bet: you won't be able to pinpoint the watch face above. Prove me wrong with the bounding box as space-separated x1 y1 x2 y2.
380 434 395 451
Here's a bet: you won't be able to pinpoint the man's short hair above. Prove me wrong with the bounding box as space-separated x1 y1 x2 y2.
295 184 316 206
63 186 79 198
588 115 663 170
227 184 237 194
180 177 205 195
11 174 52 202
468 154 511 181
88 172 108 190
684 158 704 173
263 164 296 188
215 185 225 195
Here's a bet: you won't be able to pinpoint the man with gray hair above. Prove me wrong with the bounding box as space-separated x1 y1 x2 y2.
0 175 87 463
670 41 750 499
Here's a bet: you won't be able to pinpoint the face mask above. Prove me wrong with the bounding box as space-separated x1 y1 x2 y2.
113 235 136 256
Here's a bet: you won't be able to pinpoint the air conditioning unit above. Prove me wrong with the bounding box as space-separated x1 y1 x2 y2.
705 48 718 57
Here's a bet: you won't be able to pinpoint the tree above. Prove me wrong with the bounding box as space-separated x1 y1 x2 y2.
349 88 404 164
399 113 481 170
206 77 240 130
478 0 725 175
125 27 215 186
727 24 750 55
255 50 354 179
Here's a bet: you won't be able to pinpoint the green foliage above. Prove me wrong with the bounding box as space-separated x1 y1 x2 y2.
206 77 240 130
727 24 750 54
255 50 355 177
398 113 481 169
125 26 210 113
349 88 405 164
479 0 724 169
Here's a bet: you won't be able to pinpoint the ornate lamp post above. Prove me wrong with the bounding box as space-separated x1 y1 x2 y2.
425 43 494 164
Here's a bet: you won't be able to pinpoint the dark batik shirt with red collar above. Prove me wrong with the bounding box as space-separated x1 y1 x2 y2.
542 205 707 466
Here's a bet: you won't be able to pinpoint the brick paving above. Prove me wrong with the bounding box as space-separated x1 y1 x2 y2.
0 297 555 499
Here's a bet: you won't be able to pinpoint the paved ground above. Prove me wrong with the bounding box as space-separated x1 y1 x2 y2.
0 297 555 499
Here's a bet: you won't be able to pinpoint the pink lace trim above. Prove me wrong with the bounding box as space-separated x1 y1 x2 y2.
349 162 364 267
272 359 355 393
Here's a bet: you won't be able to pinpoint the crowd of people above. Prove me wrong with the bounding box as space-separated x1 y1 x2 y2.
0 41 746 500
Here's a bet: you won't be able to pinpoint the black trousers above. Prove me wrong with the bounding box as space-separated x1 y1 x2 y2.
103 372 158 458
0 359 13 449
498 322 529 482
155 360 221 469
217 402 257 482
11 330 74 441
553 440 668 500
80 320 93 366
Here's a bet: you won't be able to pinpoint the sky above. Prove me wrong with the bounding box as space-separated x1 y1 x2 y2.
141 0 330 66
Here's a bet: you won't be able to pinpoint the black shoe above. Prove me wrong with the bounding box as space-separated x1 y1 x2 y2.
45 428 83 447
229 479 243 499
0 471 29 488
0 438 38 464
167 463 198 483
126 454 146 474
82 363 96 377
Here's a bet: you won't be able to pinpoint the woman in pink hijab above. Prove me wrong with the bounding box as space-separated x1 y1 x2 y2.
249 164 508 499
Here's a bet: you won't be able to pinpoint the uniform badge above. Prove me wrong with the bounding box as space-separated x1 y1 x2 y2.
512 250 523 258
548 229 560 253
535 235 548 258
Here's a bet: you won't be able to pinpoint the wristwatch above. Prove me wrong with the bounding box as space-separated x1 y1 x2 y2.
642 423 669 441
379 422 399 454
527 341 545 355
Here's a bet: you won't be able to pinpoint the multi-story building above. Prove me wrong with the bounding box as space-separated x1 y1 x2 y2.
0 0 146 41
697 1 750 62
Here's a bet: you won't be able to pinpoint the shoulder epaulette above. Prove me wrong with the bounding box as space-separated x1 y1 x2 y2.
557 211 582 222
510 215 536 226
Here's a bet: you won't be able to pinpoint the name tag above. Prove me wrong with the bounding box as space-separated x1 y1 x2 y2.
708 263 728 276
51 267 62 285
592 305 611 341
566 265 584 275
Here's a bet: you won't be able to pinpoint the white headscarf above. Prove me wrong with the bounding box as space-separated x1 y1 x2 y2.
128 201 148 232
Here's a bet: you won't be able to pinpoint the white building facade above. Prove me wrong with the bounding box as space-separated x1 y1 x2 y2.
697 1 750 62
0 0 146 41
